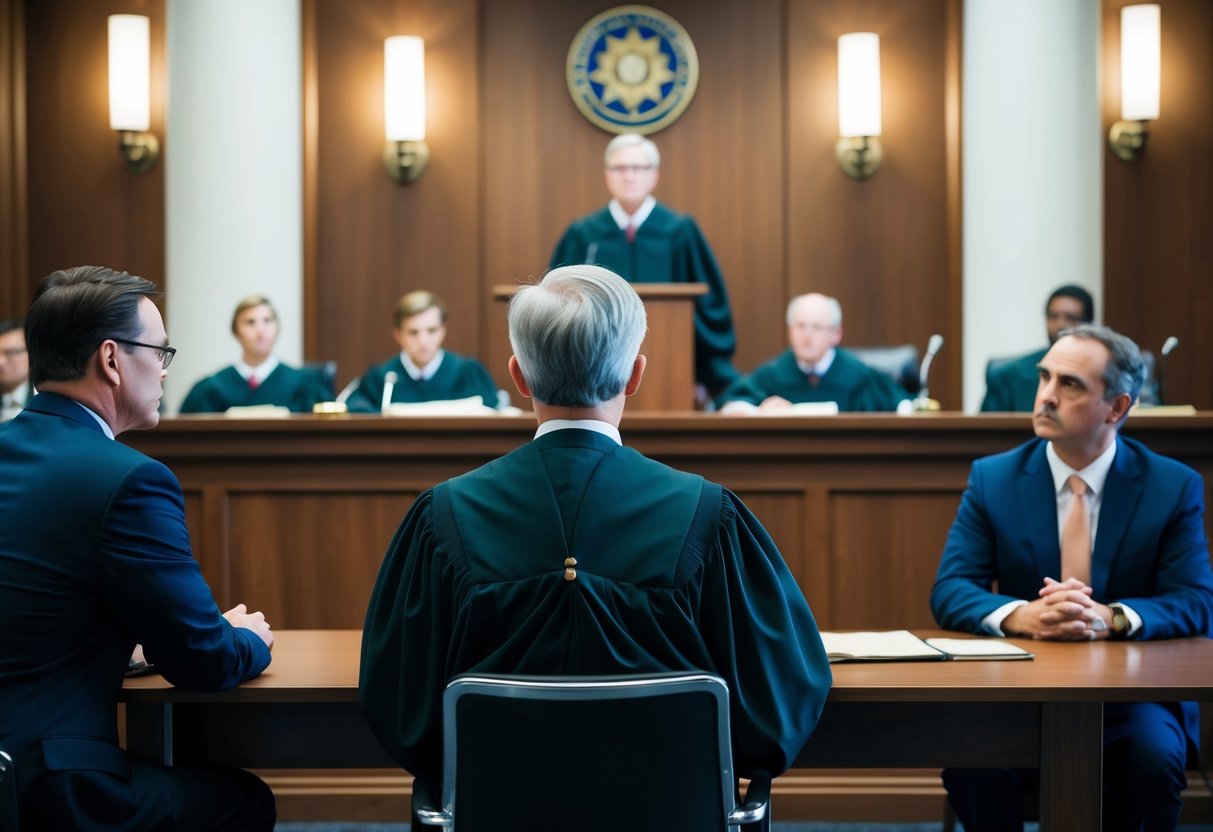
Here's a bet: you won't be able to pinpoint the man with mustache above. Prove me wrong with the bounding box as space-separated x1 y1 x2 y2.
931 324 1213 831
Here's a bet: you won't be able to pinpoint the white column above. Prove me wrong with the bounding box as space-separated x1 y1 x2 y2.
962 0 1101 412
165 0 302 413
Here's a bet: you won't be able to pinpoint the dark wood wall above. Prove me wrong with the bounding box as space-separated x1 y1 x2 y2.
1102 0 1213 410
305 0 963 405
5 1 1211 409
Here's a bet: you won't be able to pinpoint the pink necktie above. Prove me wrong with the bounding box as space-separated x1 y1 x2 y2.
248 376 260 391
1060 475 1091 584
625 223 636 244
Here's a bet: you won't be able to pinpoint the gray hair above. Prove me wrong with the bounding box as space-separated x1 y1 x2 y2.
604 134 660 169
786 293 842 328
509 265 647 408
1059 324 1146 406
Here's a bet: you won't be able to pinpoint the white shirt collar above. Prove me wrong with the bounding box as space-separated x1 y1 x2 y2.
795 348 836 377
1046 438 1117 497
74 400 115 440
237 355 279 385
1 382 30 409
400 349 445 382
608 196 657 231
534 419 622 446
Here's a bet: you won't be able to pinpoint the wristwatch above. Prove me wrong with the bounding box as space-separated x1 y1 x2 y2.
1108 603 1130 639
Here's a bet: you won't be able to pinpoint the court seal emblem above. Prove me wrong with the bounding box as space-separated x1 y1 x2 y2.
566 5 699 135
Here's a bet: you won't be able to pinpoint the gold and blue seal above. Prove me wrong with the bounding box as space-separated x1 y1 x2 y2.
566 5 699 135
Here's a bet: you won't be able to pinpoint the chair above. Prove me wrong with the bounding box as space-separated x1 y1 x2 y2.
302 360 338 399
849 344 921 394
413 672 771 831
0 746 18 832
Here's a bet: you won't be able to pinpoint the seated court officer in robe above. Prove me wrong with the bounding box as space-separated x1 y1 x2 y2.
718 293 910 413
0 266 277 831
179 293 328 413
549 133 739 397
980 284 1094 412
360 265 831 807
0 318 34 421
345 290 498 412
931 324 1213 832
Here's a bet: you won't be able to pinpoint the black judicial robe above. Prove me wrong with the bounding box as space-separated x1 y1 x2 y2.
179 364 327 413
720 347 909 412
345 352 498 413
550 203 739 393
360 428 830 786
980 348 1047 412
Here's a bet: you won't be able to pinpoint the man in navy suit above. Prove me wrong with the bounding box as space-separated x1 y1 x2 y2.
932 324 1213 831
0 267 277 830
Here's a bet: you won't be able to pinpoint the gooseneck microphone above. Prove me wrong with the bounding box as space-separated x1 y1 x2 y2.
381 371 398 415
1158 337 1179 405
334 378 360 405
917 334 945 401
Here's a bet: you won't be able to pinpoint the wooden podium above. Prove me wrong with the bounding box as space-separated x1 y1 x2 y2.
493 283 707 411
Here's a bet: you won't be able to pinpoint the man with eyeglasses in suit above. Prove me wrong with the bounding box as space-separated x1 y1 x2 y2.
0 266 277 830
0 318 33 422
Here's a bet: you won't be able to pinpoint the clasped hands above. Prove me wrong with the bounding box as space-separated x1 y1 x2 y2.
1003 577 1113 641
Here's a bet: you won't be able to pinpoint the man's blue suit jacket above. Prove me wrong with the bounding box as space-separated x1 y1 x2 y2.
932 434 1213 752
0 393 271 827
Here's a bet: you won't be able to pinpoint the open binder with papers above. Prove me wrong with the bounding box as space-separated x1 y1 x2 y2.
820 630 1033 663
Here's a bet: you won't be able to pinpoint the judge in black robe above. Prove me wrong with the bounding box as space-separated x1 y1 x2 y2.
549 134 738 395
360 265 829 801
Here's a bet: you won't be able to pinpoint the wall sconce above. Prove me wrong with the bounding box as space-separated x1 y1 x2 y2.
836 32 882 180
384 35 428 183
108 14 159 174
1109 4 1160 162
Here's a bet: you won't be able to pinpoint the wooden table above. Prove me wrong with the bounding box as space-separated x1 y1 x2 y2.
121 629 1213 831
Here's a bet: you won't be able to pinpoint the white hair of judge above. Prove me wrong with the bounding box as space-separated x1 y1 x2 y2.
509 265 648 408
603 133 660 169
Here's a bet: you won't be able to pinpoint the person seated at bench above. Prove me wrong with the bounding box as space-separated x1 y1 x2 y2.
718 293 909 413
345 291 497 413
179 294 327 413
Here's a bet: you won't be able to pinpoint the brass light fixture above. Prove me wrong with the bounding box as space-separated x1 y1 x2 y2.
384 36 429 183
836 32 882 180
108 14 159 173
1109 4 1160 162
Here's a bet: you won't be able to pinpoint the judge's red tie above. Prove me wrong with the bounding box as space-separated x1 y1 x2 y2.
625 223 636 244
1060 475 1091 584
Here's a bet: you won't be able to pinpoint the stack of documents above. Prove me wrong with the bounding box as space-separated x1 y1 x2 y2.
820 630 1033 663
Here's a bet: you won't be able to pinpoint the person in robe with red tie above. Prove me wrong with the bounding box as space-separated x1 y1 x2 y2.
717 292 909 413
931 324 1213 832
179 294 328 413
549 133 739 398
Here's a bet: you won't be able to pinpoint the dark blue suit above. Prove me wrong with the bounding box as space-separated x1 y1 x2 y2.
0 393 274 830
932 435 1213 831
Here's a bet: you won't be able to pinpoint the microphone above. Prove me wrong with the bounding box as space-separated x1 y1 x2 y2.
917 334 944 400
334 377 360 405
1158 336 1179 405
381 371 398 415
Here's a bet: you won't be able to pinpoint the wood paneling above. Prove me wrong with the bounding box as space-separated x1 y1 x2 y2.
22 0 165 295
309 0 481 392
0 0 28 318
124 413 1213 633
787 0 961 408
1103 0 1213 409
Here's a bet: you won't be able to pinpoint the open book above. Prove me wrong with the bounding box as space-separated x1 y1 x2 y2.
821 630 1032 663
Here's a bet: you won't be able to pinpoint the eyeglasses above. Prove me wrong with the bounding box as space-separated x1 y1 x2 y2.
605 164 655 175
0 348 25 360
112 338 176 369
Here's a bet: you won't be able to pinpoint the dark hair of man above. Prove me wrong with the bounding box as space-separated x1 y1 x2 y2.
0 318 22 337
1059 323 1146 409
1047 284 1094 323
26 266 159 386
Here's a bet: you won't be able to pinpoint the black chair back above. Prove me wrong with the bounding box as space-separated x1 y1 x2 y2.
418 672 767 832
849 344 921 394
302 360 338 398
